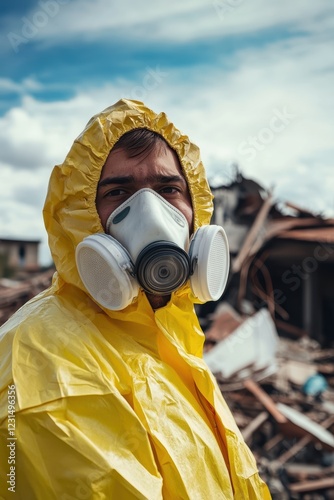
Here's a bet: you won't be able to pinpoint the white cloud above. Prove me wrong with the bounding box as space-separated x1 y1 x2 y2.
1 1 334 265
3 0 334 49
0 77 43 94
147 32 334 216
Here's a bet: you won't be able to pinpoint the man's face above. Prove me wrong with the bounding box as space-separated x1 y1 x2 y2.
96 144 193 232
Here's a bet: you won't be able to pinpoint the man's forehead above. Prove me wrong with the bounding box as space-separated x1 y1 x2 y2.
98 173 187 188
101 144 186 180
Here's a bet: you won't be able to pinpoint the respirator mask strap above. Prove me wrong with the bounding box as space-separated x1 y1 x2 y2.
75 233 139 311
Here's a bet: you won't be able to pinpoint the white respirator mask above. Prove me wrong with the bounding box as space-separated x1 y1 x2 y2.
75 188 230 310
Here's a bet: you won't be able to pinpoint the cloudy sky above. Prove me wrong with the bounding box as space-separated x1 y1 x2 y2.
1 0 334 265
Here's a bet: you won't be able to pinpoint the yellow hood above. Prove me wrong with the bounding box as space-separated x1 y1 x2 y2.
43 98 213 296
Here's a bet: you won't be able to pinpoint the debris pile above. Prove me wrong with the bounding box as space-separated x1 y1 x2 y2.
0 268 54 325
204 304 334 499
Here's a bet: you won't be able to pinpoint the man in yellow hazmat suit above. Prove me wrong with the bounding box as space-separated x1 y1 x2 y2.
0 99 271 499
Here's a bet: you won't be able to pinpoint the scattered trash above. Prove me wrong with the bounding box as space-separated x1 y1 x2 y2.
204 308 279 383
302 374 329 398
204 311 334 499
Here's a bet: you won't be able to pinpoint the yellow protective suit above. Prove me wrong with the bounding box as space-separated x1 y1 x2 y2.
0 99 271 499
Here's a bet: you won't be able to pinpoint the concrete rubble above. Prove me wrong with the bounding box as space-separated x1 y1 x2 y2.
204 304 334 499
0 268 54 324
200 171 334 498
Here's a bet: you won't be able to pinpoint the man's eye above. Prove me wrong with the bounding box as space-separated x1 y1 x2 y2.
160 186 179 194
104 188 126 197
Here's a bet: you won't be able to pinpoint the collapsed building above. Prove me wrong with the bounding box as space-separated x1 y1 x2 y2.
200 170 334 347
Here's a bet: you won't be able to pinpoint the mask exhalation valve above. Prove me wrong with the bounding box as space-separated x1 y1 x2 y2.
135 241 190 295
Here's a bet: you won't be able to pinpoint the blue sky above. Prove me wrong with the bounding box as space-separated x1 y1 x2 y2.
1 0 334 264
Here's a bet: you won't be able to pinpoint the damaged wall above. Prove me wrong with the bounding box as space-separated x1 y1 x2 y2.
206 171 334 347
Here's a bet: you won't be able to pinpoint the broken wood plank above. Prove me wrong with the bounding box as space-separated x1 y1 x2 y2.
263 433 284 452
243 379 288 424
277 414 334 465
277 404 334 449
284 463 334 480
289 477 334 493
232 194 273 273
241 411 269 443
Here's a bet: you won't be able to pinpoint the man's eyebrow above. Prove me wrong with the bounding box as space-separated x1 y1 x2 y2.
155 175 185 184
98 174 185 188
98 176 134 188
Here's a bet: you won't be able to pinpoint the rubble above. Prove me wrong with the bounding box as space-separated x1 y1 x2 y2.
0 268 54 324
204 306 278 383
200 171 334 497
204 305 334 499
